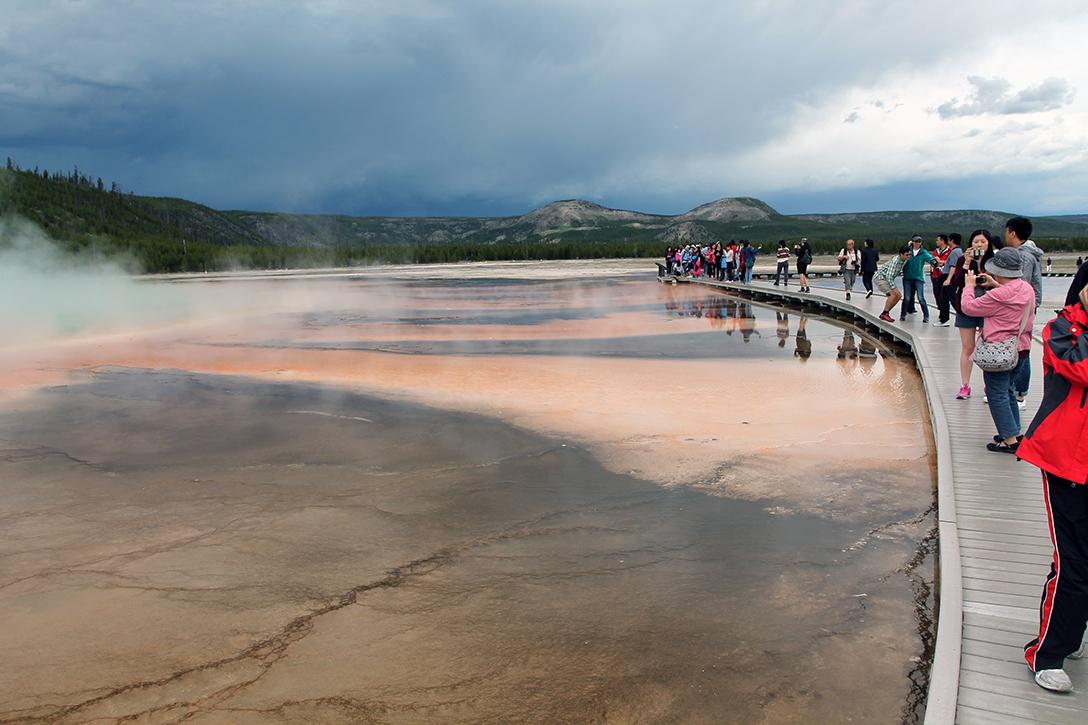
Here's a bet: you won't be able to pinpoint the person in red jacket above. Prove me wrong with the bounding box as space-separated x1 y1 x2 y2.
1017 281 1088 693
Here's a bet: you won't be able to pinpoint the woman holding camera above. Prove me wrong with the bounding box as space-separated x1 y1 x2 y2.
959 246 1036 453
946 229 996 400
794 238 812 292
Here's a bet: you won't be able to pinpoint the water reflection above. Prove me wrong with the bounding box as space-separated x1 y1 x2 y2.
795 315 811 360
835 330 886 380
666 294 887 361
1 275 934 724
664 294 764 341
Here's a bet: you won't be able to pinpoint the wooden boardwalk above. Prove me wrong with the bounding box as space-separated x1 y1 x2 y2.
666 271 1087 724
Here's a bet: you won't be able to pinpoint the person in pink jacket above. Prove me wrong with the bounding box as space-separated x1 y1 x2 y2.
961 246 1037 453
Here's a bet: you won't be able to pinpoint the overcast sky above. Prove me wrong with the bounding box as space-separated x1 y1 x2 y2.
2 0 1086 217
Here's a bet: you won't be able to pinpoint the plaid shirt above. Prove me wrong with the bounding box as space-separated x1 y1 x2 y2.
874 255 906 285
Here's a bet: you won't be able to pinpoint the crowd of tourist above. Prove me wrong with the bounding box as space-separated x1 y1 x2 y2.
664 240 763 283
667 216 1088 693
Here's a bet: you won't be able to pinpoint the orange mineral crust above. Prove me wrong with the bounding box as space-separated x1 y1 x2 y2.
2 279 929 516
1 268 935 723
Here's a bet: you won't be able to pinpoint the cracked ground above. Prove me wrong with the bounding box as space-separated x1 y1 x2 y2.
0 276 936 723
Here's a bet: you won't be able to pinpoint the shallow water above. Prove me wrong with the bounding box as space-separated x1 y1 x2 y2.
0 268 935 723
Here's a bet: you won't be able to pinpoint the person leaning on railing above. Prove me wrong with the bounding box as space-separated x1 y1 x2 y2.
1017 273 1088 693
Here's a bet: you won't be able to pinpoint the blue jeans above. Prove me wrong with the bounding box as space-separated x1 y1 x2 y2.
984 355 1027 440
774 262 789 285
902 278 929 320
743 267 754 284
1014 350 1031 397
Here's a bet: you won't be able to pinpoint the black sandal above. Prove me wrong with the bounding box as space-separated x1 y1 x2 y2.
992 434 1025 443
986 440 1020 454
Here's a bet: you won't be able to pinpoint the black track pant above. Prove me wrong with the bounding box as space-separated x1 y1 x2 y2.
1025 470 1088 671
933 274 951 323
862 271 875 293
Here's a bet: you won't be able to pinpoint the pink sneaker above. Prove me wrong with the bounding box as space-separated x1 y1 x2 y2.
956 385 971 400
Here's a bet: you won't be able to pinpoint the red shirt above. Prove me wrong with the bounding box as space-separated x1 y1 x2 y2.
931 247 952 278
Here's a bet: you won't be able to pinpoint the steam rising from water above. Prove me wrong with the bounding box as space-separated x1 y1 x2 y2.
0 246 936 722
0 217 165 343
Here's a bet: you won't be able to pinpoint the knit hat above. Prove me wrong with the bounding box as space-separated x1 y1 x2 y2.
985 247 1024 278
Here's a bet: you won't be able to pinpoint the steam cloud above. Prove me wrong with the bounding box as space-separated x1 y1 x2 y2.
0 216 193 346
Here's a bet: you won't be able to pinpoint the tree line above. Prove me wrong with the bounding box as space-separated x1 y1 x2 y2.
3 158 1087 274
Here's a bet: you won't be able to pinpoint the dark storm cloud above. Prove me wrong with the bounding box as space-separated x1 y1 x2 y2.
936 76 1076 119
1 1 1085 215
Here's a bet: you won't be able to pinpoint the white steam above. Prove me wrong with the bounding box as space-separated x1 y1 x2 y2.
0 216 191 346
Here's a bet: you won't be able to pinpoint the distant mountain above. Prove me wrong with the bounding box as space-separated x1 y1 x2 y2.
1050 214 1088 224
794 209 1013 230
788 209 1088 239
226 198 1088 248
3 163 1087 273
679 197 778 223
504 199 665 232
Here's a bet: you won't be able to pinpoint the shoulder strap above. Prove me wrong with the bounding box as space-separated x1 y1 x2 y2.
1016 299 1032 338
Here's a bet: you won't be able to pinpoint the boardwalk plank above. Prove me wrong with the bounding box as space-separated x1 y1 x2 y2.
956 704 1042 724
962 567 1048 586
958 548 1050 566
962 601 1038 622
961 557 1046 575
960 652 1033 679
962 612 1037 635
958 686 1086 724
963 624 1033 648
963 577 1046 597
958 538 1052 556
963 588 1040 609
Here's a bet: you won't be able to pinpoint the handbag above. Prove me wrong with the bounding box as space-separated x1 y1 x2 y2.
972 300 1032 372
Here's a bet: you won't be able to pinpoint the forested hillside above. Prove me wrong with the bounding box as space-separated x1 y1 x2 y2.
3 159 1087 273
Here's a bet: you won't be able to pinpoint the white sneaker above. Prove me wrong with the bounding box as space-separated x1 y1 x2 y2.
1034 668 1074 693
1069 639 1086 660
984 395 989 403
1018 399 1027 410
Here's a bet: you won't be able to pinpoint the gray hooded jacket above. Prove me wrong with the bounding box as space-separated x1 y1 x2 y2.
1019 240 1044 308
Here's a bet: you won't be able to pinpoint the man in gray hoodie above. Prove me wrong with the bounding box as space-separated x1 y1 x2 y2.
1005 217 1043 406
